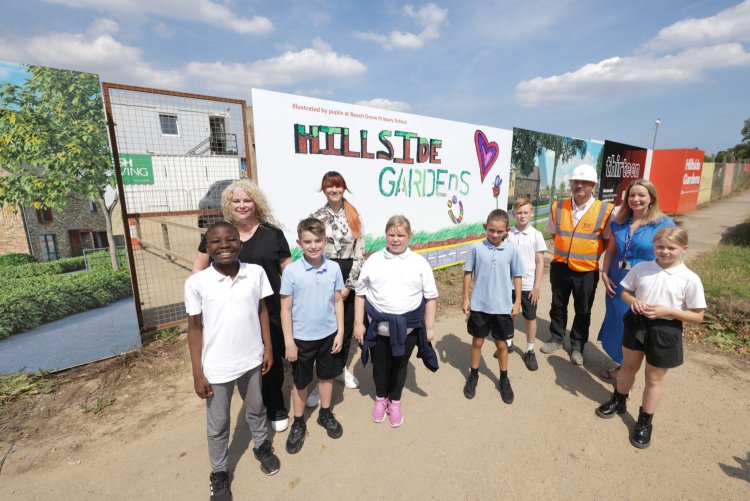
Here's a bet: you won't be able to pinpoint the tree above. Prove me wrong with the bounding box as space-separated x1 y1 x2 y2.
0 65 119 270
511 128 587 201
713 118 750 162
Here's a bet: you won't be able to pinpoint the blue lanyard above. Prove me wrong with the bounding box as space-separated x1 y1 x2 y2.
623 218 638 260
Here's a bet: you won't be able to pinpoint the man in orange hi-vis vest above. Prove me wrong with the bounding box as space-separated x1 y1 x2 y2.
540 164 614 366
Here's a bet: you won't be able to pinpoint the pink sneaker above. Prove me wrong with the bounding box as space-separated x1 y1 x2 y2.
387 399 403 428
372 397 388 423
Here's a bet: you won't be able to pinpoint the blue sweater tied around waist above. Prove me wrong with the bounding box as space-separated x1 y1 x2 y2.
360 298 439 372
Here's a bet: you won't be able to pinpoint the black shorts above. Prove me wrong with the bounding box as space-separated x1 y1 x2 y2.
291 332 339 389
622 311 683 369
512 290 537 321
467 311 514 341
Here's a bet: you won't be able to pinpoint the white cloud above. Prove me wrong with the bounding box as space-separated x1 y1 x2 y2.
648 0 750 51
45 0 273 34
356 2 448 50
152 21 175 38
0 20 184 89
0 24 365 96
292 89 334 98
516 2 750 107
184 38 366 94
354 98 412 112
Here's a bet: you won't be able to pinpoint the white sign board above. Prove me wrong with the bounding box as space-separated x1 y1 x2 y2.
251 89 512 261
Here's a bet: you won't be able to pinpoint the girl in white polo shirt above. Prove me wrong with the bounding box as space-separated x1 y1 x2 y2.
595 226 706 449
353 215 439 428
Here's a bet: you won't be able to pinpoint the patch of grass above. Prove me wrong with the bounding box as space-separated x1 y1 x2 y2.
141 325 185 345
83 397 116 415
691 244 750 300
0 372 56 406
689 218 750 355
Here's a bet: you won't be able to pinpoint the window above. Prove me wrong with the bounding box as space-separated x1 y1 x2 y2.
36 207 53 223
39 234 59 261
159 114 179 135
89 199 97 212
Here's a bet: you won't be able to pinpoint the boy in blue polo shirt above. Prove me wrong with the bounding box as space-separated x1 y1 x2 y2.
462 209 523 404
280 218 345 454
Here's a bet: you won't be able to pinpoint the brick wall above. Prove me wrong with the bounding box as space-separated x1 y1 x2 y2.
0 205 31 255
23 197 108 260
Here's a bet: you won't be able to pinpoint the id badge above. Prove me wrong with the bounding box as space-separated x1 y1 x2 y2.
619 260 631 270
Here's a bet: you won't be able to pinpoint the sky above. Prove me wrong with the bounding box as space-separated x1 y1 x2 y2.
1 0 749 155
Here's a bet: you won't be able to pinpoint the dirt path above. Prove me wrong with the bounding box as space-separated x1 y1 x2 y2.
2 193 749 500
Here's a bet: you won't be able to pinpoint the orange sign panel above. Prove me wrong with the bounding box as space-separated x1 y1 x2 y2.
648 149 704 214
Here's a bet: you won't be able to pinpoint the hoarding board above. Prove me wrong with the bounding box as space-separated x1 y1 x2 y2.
251 89 513 264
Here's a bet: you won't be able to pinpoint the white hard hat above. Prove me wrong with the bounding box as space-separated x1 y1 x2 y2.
569 164 598 184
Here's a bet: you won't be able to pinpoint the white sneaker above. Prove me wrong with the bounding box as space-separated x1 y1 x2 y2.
336 367 359 389
271 417 288 432
305 386 320 408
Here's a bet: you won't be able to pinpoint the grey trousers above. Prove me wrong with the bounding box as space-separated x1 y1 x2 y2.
206 366 268 472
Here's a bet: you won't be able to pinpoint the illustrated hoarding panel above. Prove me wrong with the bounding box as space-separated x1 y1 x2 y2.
251 89 513 265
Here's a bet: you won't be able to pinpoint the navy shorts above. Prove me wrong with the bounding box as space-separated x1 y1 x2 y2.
622 311 683 369
512 290 537 321
467 311 515 341
291 332 339 389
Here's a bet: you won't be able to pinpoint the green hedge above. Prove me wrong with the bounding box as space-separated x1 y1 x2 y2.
0 256 86 281
85 249 130 271
0 270 134 340
0 253 37 267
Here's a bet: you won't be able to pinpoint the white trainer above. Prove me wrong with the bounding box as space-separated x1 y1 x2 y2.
305 385 320 408
336 367 359 389
271 417 288 432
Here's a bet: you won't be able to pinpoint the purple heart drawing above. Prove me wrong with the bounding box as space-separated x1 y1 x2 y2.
474 130 499 183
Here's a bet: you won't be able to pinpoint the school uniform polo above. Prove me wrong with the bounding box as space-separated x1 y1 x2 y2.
620 261 706 317
464 239 524 314
280 255 344 341
184 262 273 384
355 248 438 314
507 225 547 291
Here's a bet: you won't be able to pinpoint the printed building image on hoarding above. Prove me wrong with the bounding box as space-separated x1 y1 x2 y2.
0 60 140 375
510 127 604 231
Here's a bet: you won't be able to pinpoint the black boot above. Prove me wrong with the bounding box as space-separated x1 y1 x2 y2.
595 390 628 418
630 407 654 449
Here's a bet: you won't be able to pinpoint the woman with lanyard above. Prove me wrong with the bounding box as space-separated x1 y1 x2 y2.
192 179 292 432
598 180 674 380
305 171 366 408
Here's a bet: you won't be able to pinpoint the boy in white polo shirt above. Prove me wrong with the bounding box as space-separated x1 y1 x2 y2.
506 198 547 371
185 222 280 501
462 209 523 404
280 218 345 454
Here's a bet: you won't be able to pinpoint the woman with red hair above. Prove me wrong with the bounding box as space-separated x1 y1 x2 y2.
305 171 365 407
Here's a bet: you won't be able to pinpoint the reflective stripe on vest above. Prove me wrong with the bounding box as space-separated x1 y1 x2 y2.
552 199 613 272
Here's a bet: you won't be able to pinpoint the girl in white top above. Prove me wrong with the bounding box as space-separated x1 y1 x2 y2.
353 215 438 428
595 226 706 449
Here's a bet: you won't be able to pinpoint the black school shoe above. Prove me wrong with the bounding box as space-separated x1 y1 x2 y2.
317 410 343 439
463 374 478 399
498 377 514 404
209 471 231 501
523 350 539 371
253 440 280 475
286 420 307 454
